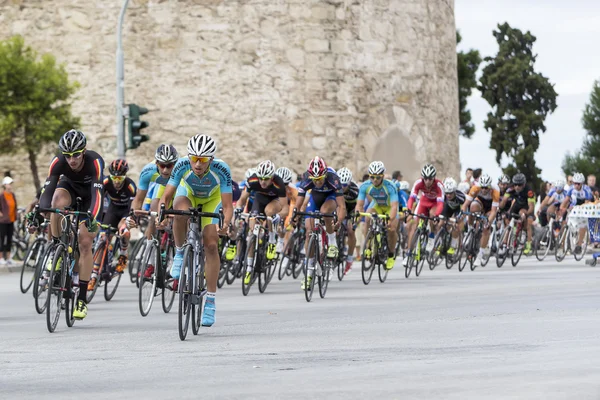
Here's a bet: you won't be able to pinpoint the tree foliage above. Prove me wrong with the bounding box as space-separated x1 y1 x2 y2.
478 23 558 193
562 80 600 178
0 35 80 190
457 31 482 139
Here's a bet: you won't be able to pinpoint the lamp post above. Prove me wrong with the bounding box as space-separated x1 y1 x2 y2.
116 0 130 158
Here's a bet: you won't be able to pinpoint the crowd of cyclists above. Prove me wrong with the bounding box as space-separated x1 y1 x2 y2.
15 129 598 336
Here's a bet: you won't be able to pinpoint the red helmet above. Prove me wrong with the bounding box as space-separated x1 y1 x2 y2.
109 159 129 176
307 156 327 178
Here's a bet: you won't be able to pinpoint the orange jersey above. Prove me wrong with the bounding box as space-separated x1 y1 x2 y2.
466 185 500 207
285 184 298 226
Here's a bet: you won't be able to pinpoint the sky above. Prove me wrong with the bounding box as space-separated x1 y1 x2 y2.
455 0 600 182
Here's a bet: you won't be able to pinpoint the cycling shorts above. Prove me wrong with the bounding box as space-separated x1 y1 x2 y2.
175 182 222 229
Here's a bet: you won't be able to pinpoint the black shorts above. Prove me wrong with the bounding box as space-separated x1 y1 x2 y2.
441 204 461 219
251 193 278 215
474 197 493 214
509 201 532 217
102 206 128 229
56 177 91 215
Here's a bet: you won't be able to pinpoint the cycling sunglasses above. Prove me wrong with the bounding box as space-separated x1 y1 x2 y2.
188 155 212 164
62 149 84 159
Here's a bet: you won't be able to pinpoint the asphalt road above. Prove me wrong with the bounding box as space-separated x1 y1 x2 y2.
1 257 600 400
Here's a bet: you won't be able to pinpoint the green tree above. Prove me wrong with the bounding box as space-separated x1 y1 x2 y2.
562 80 600 178
0 35 80 191
457 31 482 138
478 23 558 193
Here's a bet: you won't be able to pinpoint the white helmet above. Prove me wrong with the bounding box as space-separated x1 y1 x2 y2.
573 172 585 184
443 177 457 193
155 144 178 163
554 179 565 190
498 174 510 184
421 163 436 179
479 174 493 188
256 160 276 178
399 181 410 191
275 167 293 184
458 181 470 194
337 167 353 185
245 168 256 180
368 161 385 175
187 134 217 157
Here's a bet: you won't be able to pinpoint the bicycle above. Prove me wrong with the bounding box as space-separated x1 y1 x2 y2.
496 213 527 268
534 213 560 261
138 218 177 316
459 211 487 272
278 218 306 281
293 210 336 302
20 219 49 294
159 204 223 341
427 215 461 270
86 224 124 303
480 214 504 267
358 212 392 284
555 215 588 262
405 211 438 278
333 214 352 281
36 198 89 333
241 214 279 296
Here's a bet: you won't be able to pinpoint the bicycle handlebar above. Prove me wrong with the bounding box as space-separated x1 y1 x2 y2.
159 204 224 229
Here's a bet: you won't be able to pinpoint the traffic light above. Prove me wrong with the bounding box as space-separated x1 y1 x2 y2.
127 103 150 149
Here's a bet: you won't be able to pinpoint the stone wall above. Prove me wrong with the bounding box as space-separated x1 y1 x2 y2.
0 0 459 201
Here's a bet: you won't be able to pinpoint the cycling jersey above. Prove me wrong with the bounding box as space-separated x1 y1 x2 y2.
297 171 343 198
138 162 169 191
343 181 359 213
169 157 233 227
103 177 136 208
407 179 444 215
40 151 104 220
546 187 567 205
244 174 287 199
466 184 500 213
504 186 535 215
445 190 466 211
398 191 408 210
567 185 593 206
358 179 398 207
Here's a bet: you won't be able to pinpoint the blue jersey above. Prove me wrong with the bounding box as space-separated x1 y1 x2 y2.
358 179 399 207
168 157 232 197
567 185 593 206
546 187 567 205
138 162 169 191
398 190 408 209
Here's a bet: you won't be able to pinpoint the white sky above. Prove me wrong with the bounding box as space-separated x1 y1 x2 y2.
456 0 600 182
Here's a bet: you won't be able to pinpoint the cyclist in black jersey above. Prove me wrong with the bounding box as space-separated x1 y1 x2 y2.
438 178 465 256
38 129 104 320
89 159 136 290
336 167 358 275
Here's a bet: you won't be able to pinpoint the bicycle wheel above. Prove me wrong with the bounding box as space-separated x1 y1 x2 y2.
361 231 376 285
535 226 552 261
258 248 271 294
337 225 348 281
459 231 473 272
178 245 193 341
129 239 145 284
34 246 53 314
446 229 461 270
192 249 205 335
574 229 589 261
304 235 318 302
11 239 27 262
414 233 427 277
496 228 511 268
20 239 43 294
377 256 389 283
46 244 66 333
161 243 176 313
428 232 444 270
104 246 122 302
555 225 569 262
405 230 420 278
278 235 295 281
65 279 77 328
138 241 158 317
511 228 526 267
217 243 228 289
242 235 257 296
480 229 494 267
87 241 106 303
319 258 330 298
292 235 305 279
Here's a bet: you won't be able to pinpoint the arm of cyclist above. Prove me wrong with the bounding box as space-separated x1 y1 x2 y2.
236 187 250 211
220 192 233 235
157 184 177 227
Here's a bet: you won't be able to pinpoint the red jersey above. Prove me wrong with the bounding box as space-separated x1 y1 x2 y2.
408 178 444 215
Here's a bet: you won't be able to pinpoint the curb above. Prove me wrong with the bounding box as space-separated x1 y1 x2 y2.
0 264 21 274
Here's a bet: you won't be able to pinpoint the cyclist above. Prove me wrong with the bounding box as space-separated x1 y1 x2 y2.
158 134 233 327
438 177 465 256
461 173 500 265
38 129 104 320
292 156 346 289
336 167 359 275
356 161 399 270
88 159 136 290
236 160 288 285
127 144 178 238
404 164 444 267
538 179 566 227
559 172 593 254
499 173 535 255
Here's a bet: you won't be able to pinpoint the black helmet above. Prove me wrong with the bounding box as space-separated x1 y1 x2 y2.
109 159 129 176
59 129 86 153
512 173 526 185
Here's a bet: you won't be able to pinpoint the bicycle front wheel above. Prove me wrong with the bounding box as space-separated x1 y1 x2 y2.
20 239 43 294
304 235 318 302
87 241 106 303
138 241 158 317
361 231 376 285
161 243 176 313
535 226 551 261
192 249 205 336
46 244 66 333
178 245 194 341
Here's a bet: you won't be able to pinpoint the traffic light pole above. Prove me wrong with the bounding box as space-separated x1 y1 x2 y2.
116 0 130 158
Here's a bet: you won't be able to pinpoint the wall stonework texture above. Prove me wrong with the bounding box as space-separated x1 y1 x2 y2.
0 0 459 200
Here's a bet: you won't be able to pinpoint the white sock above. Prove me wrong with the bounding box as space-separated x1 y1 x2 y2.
308 258 316 270
451 238 458 248
246 258 253 272
269 231 276 243
346 255 354 262
278 237 284 245
327 232 336 245
206 292 216 302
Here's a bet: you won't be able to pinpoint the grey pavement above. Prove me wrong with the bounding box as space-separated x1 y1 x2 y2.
1 257 600 400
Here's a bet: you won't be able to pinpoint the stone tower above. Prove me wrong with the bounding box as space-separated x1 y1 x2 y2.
0 0 458 197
